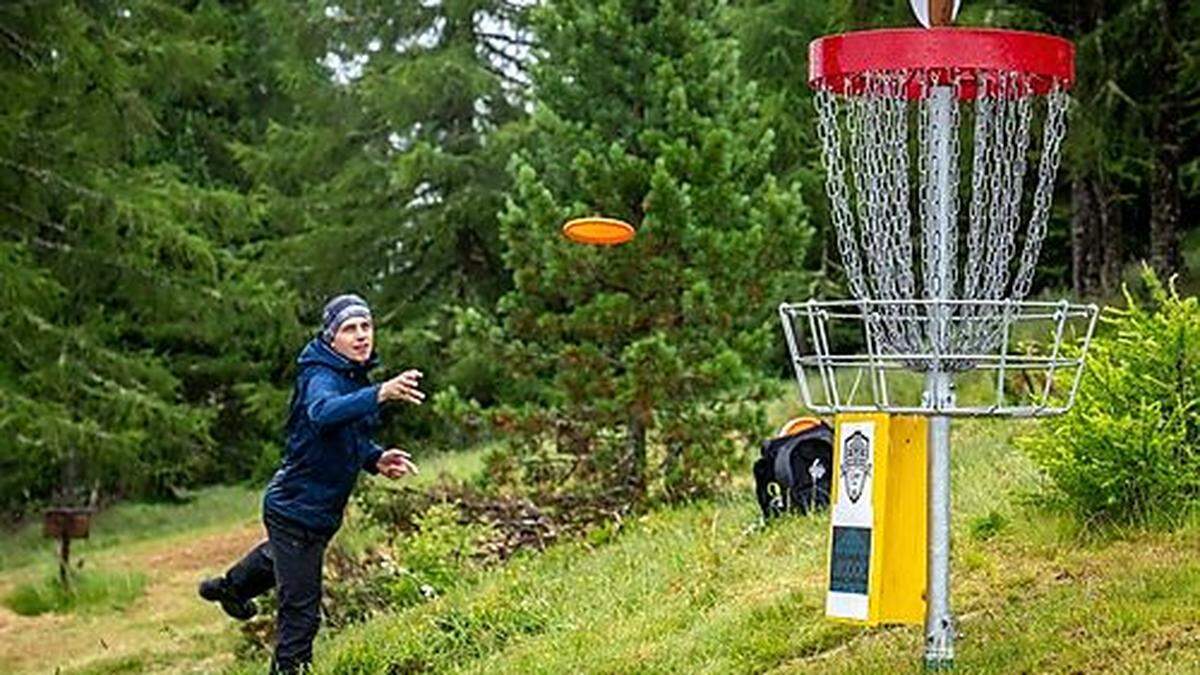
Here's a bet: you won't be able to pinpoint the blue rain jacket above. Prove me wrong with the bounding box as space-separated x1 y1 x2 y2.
263 338 385 535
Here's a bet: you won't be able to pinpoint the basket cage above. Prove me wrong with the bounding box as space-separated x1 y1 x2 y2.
779 299 1098 417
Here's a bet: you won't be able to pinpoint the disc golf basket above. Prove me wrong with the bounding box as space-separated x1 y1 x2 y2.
779 16 1099 669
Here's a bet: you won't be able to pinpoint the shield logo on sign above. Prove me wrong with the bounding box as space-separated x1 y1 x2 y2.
841 431 872 504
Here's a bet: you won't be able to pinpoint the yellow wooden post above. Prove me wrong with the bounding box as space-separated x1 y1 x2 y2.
827 413 927 625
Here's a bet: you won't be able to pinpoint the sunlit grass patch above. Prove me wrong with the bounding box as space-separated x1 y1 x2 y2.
2 567 146 616
0 484 260 572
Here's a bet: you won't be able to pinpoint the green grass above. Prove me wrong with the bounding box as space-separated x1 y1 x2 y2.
2 568 147 616
245 418 1198 675
0 484 261 572
0 447 490 574
782 529 1200 674
292 498 842 675
407 444 491 488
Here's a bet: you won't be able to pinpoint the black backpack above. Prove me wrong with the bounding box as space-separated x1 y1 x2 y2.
753 418 834 519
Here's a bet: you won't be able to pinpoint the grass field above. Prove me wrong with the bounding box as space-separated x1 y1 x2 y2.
0 447 492 674
279 419 1198 674
0 484 264 674
0 485 263 573
2 419 1196 674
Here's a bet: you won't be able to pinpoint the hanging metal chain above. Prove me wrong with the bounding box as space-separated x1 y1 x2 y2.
965 72 1037 354
850 72 922 355
980 72 1032 306
882 76 922 354
1012 84 1069 300
961 70 995 350
814 88 868 301
963 71 992 301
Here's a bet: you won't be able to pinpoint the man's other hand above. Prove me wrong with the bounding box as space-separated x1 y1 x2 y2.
377 448 419 479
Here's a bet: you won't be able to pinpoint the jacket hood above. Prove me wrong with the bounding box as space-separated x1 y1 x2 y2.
297 336 379 375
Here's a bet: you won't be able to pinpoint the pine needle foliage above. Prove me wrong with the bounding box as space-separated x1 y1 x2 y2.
0 1 300 510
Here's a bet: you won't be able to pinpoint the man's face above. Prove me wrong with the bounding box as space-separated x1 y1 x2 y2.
331 316 374 363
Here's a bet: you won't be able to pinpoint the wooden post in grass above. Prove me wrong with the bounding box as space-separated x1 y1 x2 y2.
59 534 70 589
44 444 93 590
43 507 92 591
43 446 93 591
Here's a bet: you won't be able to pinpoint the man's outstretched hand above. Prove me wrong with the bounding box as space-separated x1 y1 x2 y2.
378 369 425 405
377 448 419 479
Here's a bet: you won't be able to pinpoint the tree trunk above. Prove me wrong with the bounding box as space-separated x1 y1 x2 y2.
1070 0 1102 37
1150 0 1182 277
1067 0 1108 297
1071 173 1101 296
1150 114 1181 278
1099 187 1123 295
626 412 646 496
852 0 872 28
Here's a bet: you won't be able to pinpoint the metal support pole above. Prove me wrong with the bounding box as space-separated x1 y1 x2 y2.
925 372 954 669
924 85 956 670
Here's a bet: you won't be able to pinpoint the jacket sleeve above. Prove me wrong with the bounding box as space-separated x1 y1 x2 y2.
303 369 381 431
361 439 384 474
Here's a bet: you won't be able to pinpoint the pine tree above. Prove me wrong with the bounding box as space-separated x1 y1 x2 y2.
0 1 300 509
239 0 529 316
491 0 814 501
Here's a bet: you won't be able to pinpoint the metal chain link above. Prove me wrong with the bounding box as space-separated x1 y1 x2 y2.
963 72 1034 354
814 88 868 300
964 71 992 301
1012 84 1068 300
961 70 995 351
916 72 936 365
852 72 921 355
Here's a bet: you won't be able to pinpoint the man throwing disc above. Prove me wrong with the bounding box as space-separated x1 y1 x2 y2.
199 293 423 674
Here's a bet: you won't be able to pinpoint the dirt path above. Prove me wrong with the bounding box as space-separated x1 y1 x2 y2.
0 521 264 674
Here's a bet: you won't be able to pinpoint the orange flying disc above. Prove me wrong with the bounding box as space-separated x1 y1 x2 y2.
562 216 635 245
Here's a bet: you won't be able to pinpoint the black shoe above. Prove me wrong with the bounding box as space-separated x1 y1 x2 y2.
198 577 257 621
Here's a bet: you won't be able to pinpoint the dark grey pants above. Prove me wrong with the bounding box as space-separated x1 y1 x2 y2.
224 512 330 675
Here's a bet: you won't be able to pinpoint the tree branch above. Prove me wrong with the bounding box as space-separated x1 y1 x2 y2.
476 30 536 48
2 201 67 234
0 157 105 201
480 40 531 74
0 24 38 67
482 61 530 90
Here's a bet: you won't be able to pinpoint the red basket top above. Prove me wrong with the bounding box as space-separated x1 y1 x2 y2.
809 28 1075 100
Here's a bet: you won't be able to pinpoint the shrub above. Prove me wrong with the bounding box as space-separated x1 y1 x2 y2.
1019 268 1200 525
384 503 495 605
319 500 496 634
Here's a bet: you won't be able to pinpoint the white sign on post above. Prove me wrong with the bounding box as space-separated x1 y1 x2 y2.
826 420 876 621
